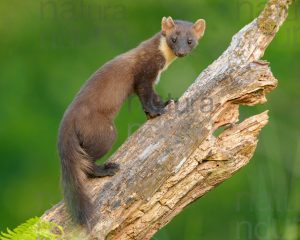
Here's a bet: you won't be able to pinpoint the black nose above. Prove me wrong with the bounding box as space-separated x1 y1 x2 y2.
177 52 186 57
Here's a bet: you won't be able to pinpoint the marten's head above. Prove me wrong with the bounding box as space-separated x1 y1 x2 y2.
161 17 206 57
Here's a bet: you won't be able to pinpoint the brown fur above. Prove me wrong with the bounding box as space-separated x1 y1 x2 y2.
58 16 206 228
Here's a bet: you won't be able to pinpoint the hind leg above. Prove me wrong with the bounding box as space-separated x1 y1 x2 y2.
77 116 120 178
86 132 120 178
88 125 120 178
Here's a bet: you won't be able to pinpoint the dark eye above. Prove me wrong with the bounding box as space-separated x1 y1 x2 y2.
171 37 177 43
187 39 193 45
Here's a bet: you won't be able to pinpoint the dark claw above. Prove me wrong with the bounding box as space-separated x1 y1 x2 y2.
144 107 166 119
105 168 119 176
164 98 178 107
89 162 120 178
104 162 120 175
104 162 120 170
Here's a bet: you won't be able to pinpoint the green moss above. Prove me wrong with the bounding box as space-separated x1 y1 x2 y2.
257 0 277 35
257 18 277 35
257 0 292 35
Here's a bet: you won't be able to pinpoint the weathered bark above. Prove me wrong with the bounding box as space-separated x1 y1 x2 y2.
42 0 293 239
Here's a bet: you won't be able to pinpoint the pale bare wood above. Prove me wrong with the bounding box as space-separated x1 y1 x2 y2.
41 1 292 239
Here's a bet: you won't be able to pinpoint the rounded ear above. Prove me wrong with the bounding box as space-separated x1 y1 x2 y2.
162 16 175 33
193 19 206 39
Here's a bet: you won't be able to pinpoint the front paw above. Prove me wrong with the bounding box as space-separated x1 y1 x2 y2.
144 106 166 119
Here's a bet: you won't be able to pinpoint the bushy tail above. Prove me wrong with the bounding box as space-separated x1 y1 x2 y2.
58 126 93 227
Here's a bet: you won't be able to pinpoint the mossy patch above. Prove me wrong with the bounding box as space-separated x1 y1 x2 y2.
257 0 278 35
256 0 291 35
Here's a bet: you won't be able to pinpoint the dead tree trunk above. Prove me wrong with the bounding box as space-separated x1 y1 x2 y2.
42 0 293 239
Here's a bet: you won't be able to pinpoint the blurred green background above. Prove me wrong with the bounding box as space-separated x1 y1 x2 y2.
0 0 299 239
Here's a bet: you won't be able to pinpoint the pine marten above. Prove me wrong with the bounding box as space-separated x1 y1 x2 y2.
58 16 206 228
